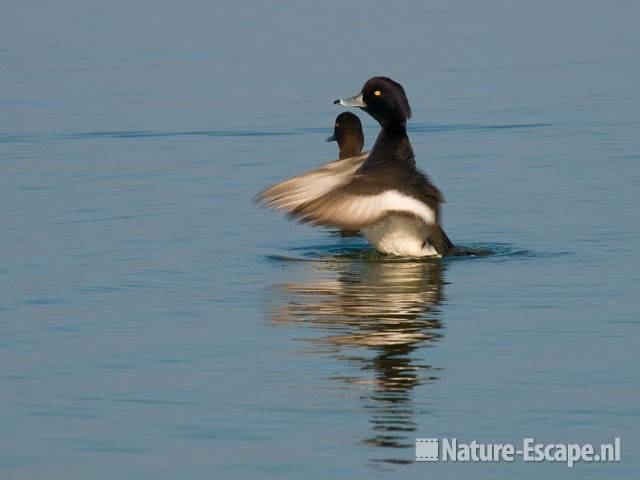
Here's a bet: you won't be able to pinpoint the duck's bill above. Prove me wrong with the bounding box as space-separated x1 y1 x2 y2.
326 133 337 142
333 93 366 108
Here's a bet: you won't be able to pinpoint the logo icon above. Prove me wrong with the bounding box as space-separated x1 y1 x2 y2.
416 438 439 462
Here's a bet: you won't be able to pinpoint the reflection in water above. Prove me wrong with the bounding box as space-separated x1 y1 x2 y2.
268 256 446 466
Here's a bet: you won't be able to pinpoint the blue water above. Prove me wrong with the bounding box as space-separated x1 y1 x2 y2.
1 1 639 478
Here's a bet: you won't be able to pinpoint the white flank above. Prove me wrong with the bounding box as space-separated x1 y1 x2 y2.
356 190 439 257
362 215 439 257
362 190 436 226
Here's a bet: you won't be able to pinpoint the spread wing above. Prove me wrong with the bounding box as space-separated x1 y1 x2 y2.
255 153 368 212
288 165 445 230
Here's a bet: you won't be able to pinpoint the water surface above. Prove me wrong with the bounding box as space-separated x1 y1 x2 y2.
1 1 639 478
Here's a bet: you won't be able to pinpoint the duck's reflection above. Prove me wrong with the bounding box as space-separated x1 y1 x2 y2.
268 256 446 465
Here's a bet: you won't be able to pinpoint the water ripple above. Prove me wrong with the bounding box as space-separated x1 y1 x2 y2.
266 242 541 264
0 122 553 144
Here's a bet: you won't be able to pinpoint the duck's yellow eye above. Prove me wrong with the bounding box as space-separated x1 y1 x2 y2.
374 90 382 96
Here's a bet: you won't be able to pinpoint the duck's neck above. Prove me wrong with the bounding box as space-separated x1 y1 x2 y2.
338 136 364 160
359 124 414 170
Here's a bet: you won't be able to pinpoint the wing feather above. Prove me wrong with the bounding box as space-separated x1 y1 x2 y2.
257 153 445 234
289 178 438 229
255 153 368 211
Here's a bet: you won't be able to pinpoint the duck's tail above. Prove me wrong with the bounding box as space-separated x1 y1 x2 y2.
430 226 454 256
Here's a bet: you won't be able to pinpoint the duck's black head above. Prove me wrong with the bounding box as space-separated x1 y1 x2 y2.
334 77 412 128
326 112 364 159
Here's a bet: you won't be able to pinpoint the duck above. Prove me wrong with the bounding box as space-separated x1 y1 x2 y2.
326 112 365 160
257 76 453 257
